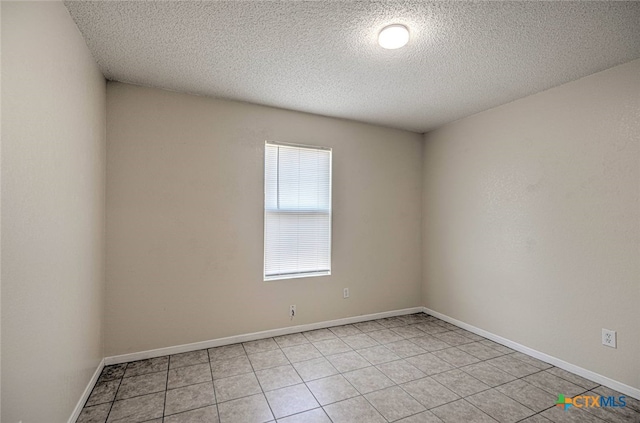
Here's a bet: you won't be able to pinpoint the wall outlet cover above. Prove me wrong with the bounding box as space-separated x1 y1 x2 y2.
602 328 616 348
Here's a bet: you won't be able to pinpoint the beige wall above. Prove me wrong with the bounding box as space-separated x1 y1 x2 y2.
1 2 106 422
105 83 423 356
422 59 640 389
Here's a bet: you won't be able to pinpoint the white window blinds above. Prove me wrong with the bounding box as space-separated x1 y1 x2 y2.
264 141 332 281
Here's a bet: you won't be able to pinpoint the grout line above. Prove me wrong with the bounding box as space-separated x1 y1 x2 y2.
76 313 637 422
103 363 127 423
158 403 220 421
282 335 342 422
287 359 334 421
206 348 222 423
81 316 498 415
93 387 167 404
272 405 328 422
359 388 393 422
162 356 170 419
242 341 279 422
511 385 597 423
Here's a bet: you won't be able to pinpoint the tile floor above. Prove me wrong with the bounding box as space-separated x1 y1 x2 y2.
77 313 640 423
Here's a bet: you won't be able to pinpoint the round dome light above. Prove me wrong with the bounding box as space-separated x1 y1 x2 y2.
378 24 410 49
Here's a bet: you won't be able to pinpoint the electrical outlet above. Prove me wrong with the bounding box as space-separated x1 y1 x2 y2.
343 288 349 298
602 328 616 348
290 305 296 319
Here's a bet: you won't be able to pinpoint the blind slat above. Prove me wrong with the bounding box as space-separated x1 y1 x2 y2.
264 142 332 280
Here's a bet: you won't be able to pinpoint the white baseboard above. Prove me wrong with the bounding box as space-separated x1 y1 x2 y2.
104 306 424 366
423 307 640 400
68 358 105 423
99 304 638 402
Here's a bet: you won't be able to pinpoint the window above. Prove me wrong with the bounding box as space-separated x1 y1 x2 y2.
264 141 332 281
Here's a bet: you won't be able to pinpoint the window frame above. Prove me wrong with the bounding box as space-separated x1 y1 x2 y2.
263 140 333 282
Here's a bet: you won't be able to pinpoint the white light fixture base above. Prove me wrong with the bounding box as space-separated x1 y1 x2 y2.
378 24 410 49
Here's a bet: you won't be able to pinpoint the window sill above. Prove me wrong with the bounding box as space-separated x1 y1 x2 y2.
264 271 331 282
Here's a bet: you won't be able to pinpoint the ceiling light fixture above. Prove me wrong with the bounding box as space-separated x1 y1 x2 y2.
378 24 410 49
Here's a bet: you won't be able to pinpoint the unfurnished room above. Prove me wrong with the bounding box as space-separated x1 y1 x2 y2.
1 1 639 423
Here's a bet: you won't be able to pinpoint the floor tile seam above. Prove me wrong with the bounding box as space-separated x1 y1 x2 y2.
570 386 616 422
256 356 328 420
431 365 496 396
264 382 325 420
84 377 125 408
396 367 551 417
405 337 455 352
471 368 588 417
212 383 269 406
441 398 501 422
168 359 210 371
91 318 399 409
313 347 356 357
511 402 593 423
455 342 510 358
161 355 172 418
206 348 223 423
285 349 333 412
210 373 270 405
579 393 640 421
462 385 542 420
274 339 310 349
340 371 398 396
167 376 214 392
84 397 113 408
324 347 375 363
505 352 555 371
480 355 551 377
396 374 462 410
302 378 360 407
321 398 387 423
258 375 303 394
522 378 594 399
100 336 476 389
121 368 169 379
246 347 282 357
396 383 488 416
102 376 124 423
211 368 257 381
291 357 346 383
319 364 369 383
273 405 328 422
112 372 169 407
359 390 397 422
114 386 168 403
536 368 601 391
243 341 278 422
587 384 640 415
166 360 214 373
459 351 509 362
92 314 598 419
378 407 434 423
319 394 389 422
281 351 328 365
431 336 476 346
162 402 219 419
209 354 248 363
168 362 207 371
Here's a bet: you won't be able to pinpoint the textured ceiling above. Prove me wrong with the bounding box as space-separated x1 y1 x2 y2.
65 1 640 133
